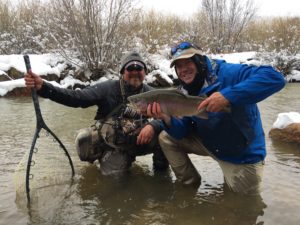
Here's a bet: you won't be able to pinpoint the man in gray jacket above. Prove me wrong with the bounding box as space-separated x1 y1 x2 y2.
24 51 168 176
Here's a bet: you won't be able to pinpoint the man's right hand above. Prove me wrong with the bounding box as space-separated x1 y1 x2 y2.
24 72 43 90
146 102 171 126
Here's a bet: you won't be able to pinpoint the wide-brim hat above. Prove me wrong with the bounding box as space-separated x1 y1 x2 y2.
170 48 203 68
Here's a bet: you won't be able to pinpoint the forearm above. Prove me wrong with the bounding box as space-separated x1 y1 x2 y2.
221 66 285 105
37 82 96 108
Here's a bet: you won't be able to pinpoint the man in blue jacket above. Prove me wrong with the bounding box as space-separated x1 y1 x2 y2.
147 42 285 195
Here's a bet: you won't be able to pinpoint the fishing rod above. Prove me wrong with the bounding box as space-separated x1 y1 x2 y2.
23 55 75 203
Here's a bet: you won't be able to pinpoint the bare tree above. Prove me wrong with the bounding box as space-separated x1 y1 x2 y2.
201 0 257 52
47 0 135 72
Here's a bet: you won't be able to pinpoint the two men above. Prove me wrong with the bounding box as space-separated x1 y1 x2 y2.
24 51 168 176
25 43 286 195
148 42 285 195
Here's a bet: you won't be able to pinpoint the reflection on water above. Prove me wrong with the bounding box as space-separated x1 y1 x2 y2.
15 165 267 225
0 84 300 225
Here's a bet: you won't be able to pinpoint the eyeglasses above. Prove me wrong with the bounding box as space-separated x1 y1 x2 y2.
126 64 144 72
171 42 197 56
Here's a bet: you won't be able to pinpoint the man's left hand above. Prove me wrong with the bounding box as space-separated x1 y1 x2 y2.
197 92 229 112
136 124 155 145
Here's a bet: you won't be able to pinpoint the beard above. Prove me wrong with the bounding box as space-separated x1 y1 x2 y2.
127 77 143 89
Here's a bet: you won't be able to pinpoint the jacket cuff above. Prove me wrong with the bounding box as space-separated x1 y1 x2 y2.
148 119 163 134
37 81 53 97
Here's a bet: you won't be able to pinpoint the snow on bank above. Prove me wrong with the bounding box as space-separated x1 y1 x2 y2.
286 70 300 82
272 112 300 129
0 51 299 97
0 79 25 96
212 52 257 64
0 54 67 77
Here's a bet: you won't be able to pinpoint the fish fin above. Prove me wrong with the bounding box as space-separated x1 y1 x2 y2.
221 106 231 113
196 108 209 119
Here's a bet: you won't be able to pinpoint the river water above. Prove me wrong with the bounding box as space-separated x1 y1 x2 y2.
0 84 299 225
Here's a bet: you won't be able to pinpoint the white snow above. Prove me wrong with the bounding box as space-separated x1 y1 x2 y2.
286 70 300 82
0 79 25 96
212 52 257 64
60 76 90 89
1 51 300 130
0 51 299 97
0 54 67 76
272 112 300 129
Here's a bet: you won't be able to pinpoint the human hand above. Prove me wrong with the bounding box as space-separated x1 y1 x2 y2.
197 92 229 112
136 124 155 145
146 102 171 125
24 71 43 90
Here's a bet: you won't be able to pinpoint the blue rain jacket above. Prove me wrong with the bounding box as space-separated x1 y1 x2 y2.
162 57 286 164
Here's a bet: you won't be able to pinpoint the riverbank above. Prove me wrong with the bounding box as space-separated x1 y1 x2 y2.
1 52 299 97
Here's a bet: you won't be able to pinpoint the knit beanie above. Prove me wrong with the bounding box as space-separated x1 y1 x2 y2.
119 51 147 74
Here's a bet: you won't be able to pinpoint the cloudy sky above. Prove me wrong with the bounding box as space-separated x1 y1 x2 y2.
140 0 300 17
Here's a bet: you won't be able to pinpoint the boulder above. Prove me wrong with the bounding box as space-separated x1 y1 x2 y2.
269 123 300 144
0 74 11 82
4 87 31 97
90 68 106 81
74 69 89 82
154 73 172 87
7 67 24 79
41 73 59 82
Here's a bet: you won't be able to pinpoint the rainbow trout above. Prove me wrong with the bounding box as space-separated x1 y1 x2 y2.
127 89 212 119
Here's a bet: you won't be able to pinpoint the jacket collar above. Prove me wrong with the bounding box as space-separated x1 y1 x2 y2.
198 56 220 96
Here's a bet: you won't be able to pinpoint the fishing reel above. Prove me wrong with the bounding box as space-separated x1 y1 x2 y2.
123 106 141 119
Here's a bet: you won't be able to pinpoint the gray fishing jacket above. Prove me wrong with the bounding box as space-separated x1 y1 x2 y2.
37 80 162 134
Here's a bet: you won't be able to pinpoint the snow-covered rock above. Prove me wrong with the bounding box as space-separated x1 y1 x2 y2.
269 112 300 144
272 112 300 129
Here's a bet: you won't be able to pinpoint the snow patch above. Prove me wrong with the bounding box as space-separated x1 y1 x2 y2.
0 79 25 96
272 112 300 129
0 54 67 76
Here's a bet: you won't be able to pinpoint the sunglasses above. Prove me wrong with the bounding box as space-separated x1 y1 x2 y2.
126 64 144 72
171 42 197 56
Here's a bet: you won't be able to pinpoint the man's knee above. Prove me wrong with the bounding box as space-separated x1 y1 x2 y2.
220 161 264 195
159 131 177 149
99 150 133 176
75 127 101 163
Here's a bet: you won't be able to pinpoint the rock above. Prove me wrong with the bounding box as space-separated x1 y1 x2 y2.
0 74 11 82
5 87 31 97
41 74 59 82
90 68 106 81
74 69 89 82
154 73 172 87
269 123 300 144
7 67 24 79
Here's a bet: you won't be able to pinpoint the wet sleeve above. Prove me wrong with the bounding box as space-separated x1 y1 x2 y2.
148 119 163 134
